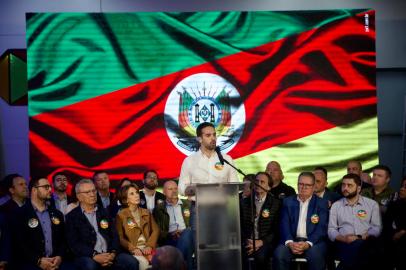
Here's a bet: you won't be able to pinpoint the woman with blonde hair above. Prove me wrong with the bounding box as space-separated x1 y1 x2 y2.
116 183 159 270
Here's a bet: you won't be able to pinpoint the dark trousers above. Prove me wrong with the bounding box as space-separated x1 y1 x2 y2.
243 241 273 270
166 228 194 270
74 253 139 270
334 237 385 270
273 242 327 270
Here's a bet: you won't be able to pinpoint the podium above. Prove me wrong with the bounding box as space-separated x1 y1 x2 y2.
195 183 242 270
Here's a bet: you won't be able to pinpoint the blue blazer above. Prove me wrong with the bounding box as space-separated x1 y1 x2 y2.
65 206 119 258
279 194 328 245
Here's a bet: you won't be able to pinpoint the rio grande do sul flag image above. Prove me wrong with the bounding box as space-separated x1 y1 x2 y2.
27 10 377 183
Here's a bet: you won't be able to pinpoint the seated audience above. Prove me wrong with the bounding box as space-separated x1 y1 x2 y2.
383 176 406 270
240 172 281 270
153 181 193 270
13 177 69 270
139 170 165 213
265 161 296 200
328 173 382 270
0 173 28 215
150 245 186 270
50 172 73 215
361 165 395 215
66 179 138 270
273 172 329 270
116 184 159 270
313 167 341 208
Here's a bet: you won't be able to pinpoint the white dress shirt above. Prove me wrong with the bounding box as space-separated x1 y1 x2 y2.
178 149 239 196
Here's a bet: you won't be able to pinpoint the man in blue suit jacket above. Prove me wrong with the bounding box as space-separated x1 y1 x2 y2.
273 172 329 270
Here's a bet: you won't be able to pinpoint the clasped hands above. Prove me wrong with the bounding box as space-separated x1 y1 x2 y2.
287 241 310 255
245 239 263 255
38 256 62 270
93 252 116 267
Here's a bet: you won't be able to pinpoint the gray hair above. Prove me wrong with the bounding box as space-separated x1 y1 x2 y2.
75 179 94 194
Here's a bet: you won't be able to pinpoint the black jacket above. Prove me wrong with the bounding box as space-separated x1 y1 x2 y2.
65 206 119 258
240 193 281 247
139 190 166 211
13 201 65 266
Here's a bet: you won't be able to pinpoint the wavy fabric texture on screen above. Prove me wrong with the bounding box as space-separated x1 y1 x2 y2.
27 10 377 183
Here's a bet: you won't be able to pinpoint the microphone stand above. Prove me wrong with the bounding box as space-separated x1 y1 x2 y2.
221 159 269 270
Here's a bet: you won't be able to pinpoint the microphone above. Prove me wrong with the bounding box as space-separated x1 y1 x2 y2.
215 146 225 165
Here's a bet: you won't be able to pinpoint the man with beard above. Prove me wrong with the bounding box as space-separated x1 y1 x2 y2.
178 122 239 244
328 173 382 270
139 170 165 213
93 171 115 212
50 172 73 215
13 177 69 270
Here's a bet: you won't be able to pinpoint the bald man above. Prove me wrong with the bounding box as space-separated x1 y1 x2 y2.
153 181 193 270
266 161 296 200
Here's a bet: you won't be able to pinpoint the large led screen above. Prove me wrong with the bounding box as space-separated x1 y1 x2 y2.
27 10 378 187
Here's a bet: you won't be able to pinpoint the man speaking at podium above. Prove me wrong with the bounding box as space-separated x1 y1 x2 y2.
178 122 239 230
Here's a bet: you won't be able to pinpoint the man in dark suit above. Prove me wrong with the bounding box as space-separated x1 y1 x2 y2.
0 173 28 215
139 170 165 213
65 179 138 270
273 172 329 270
241 172 281 270
313 167 341 208
13 177 69 270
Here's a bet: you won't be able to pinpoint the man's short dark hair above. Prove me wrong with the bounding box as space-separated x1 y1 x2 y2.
52 172 68 184
2 173 23 192
298 171 315 184
255 172 273 188
92 170 108 181
342 173 362 186
196 122 215 137
372 165 392 178
143 169 158 180
314 166 327 177
28 177 43 192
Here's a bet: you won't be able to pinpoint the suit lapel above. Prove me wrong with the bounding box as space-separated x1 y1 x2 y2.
306 196 316 236
292 198 300 235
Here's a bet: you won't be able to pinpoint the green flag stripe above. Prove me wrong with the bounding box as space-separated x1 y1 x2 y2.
27 10 368 116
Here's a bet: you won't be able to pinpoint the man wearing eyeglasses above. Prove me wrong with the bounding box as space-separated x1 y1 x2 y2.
273 172 329 270
65 179 138 270
12 177 69 270
139 170 165 213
